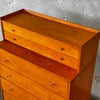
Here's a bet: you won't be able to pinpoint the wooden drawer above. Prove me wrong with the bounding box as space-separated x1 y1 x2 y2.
0 48 70 99
3 31 79 70
1 78 39 100
0 64 68 100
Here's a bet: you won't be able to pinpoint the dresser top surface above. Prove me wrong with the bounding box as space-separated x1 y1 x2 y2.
0 40 78 81
2 9 99 47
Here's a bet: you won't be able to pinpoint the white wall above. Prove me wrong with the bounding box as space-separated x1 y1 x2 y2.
0 0 100 99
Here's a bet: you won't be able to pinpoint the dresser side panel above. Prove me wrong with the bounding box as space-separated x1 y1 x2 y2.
70 59 96 100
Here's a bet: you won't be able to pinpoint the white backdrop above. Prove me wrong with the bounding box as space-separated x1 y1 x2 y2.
0 0 100 99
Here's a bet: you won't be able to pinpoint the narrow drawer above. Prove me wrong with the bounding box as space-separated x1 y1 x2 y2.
1 78 39 100
0 64 68 100
0 49 70 99
4 31 79 70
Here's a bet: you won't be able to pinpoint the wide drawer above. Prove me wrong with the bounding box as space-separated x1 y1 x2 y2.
0 65 68 100
0 48 70 99
3 31 79 70
1 78 39 100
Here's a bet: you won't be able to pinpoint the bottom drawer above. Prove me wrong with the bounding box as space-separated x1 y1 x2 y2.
0 64 66 100
1 78 39 100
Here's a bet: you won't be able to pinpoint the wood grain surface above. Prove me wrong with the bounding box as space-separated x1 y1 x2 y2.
0 9 99 100
70 59 96 100
4 31 80 70
0 64 69 99
79 33 100 72
1 78 39 100
0 40 78 81
2 21 81 59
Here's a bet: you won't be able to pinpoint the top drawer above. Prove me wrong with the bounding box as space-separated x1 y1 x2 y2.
1 9 100 72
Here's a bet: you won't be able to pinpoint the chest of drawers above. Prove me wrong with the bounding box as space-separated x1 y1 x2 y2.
0 9 99 100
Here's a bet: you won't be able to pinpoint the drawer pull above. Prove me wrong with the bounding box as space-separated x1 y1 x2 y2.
61 48 64 50
8 88 12 91
3 59 8 63
49 82 55 86
12 29 15 32
60 58 64 60
5 74 10 77
13 38 16 40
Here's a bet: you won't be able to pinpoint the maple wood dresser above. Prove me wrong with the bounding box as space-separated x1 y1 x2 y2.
0 9 99 100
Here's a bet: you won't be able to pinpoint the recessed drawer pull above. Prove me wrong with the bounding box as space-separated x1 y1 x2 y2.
49 82 55 86
13 38 16 40
3 59 8 63
12 29 15 32
8 88 12 91
5 74 10 77
60 58 64 60
61 48 64 50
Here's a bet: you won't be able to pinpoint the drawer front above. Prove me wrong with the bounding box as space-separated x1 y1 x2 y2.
0 65 68 100
2 21 80 60
0 49 70 99
1 78 39 100
4 31 79 70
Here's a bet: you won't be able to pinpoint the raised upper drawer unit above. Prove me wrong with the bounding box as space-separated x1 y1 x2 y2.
1 9 100 72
